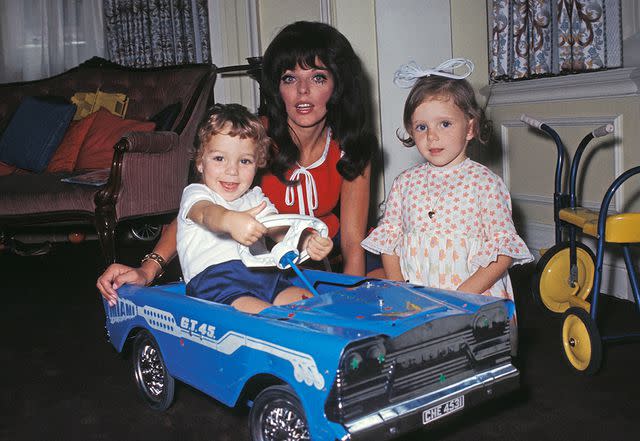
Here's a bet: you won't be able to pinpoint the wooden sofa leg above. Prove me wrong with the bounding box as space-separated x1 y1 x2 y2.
95 208 117 265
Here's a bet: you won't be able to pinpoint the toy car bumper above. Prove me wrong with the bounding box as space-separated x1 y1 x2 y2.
341 363 519 440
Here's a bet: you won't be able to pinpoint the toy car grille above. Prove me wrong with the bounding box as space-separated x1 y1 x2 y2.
326 322 511 422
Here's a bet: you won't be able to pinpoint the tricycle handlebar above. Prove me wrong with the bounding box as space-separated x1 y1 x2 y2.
592 124 614 138
520 114 544 130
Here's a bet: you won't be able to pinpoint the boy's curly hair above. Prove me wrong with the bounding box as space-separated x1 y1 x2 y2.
193 103 270 169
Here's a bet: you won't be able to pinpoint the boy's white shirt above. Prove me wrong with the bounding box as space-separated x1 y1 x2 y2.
177 183 277 283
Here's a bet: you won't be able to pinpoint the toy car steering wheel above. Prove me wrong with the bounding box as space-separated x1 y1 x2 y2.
238 214 329 269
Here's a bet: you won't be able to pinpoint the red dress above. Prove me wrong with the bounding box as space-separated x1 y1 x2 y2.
260 133 343 238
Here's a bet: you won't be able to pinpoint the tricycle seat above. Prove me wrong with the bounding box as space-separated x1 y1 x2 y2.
559 207 597 229
559 207 640 243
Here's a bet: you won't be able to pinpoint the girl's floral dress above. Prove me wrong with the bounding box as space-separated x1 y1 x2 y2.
362 159 533 300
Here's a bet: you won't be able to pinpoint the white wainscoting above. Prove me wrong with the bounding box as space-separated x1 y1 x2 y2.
501 115 625 213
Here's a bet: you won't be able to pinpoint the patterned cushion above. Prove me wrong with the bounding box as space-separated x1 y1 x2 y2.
0 97 76 172
70 89 129 120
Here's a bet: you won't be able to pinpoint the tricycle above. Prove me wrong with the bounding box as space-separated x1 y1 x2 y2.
521 114 640 375
103 214 520 440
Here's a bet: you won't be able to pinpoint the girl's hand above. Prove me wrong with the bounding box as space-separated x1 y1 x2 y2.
223 202 268 246
304 232 333 261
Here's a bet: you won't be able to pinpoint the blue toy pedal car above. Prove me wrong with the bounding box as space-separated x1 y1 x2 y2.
103 216 519 441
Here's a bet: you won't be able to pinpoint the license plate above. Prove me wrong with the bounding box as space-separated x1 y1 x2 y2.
422 395 465 425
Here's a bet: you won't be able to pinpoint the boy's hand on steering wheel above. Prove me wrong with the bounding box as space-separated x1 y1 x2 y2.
304 232 333 261
223 202 268 246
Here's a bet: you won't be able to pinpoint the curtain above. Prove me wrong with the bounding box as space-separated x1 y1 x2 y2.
489 0 622 81
0 0 104 83
103 0 211 68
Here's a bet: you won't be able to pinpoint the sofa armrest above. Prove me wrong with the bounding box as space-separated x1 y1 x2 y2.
95 130 190 222
117 131 179 154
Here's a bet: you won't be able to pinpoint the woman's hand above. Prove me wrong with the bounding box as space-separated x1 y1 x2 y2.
96 220 178 307
304 232 333 261
96 263 156 306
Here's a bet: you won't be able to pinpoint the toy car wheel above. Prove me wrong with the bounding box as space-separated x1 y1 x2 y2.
132 330 175 411
561 307 602 375
532 242 595 315
249 385 310 441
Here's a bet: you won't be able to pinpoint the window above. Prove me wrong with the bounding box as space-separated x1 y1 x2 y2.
489 0 622 82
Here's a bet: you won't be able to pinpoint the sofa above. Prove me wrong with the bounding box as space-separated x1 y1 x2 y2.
0 57 218 264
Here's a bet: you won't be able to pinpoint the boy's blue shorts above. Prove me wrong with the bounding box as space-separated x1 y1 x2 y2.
186 260 294 305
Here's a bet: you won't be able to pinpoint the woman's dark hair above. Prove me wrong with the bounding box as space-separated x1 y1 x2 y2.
398 76 491 147
261 21 376 182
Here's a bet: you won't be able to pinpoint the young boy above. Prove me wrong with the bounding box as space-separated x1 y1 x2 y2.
177 103 332 314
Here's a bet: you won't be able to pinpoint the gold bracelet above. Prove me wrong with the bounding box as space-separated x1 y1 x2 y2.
141 252 166 280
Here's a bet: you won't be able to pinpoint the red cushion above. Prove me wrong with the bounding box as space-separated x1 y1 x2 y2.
47 113 98 173
75 108 155 170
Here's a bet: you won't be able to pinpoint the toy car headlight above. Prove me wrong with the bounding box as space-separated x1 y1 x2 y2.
473 305 507 340
341 339 387 376
327 338 389 422
345 351 364 372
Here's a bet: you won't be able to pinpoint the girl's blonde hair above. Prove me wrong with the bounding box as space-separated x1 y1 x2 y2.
194 103 270 169
398 76 491 147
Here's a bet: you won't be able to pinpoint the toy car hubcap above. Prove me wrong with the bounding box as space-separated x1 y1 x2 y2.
139 343 165 397
262 406 310 441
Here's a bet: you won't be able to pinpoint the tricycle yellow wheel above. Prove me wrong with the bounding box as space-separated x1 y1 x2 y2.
561 307 602 375
532 242 595 315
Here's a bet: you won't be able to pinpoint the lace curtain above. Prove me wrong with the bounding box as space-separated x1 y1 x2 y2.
0 0 104 83
103 0 211 68
489 0 622 81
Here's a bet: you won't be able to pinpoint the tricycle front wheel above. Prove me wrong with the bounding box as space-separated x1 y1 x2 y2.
532 242 595 315
249 385 310 441
561 307 602 375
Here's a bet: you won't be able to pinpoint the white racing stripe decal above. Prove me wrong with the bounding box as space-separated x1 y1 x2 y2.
107 299 325 390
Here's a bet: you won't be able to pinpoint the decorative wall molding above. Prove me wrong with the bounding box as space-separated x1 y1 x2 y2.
500 115 625 212
207 0 260 110
517 220 635 302
485 67 640 105
247 0 260 56
321 0 333 24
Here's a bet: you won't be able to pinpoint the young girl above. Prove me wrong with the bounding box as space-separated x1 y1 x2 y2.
178 103 333 314
362 60 533 300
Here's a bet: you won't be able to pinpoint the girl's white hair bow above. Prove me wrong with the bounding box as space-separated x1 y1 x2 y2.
393 58 475 88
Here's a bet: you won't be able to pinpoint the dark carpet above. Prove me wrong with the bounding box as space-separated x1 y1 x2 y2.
2 241 639 441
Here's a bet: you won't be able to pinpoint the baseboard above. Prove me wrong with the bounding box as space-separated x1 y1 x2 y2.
518 220 636 302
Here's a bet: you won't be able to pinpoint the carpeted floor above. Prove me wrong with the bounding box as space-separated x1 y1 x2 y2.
2 240 639 441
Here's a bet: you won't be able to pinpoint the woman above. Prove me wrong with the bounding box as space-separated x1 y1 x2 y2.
97 21 378 304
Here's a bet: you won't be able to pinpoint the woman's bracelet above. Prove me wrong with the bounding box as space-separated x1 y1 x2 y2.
141 252 166 282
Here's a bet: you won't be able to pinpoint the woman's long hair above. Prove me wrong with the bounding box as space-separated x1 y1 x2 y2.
261 21 377 182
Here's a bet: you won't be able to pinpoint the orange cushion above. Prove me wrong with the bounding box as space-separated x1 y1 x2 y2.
0 160 17 176
46 113 98 173
75 108 155 170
